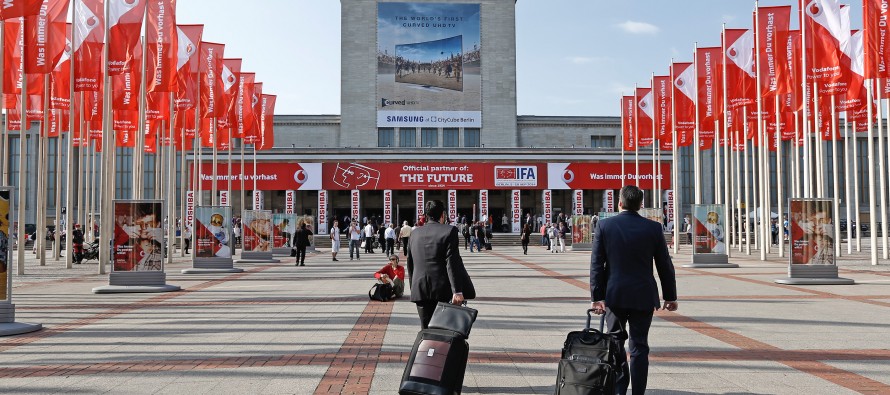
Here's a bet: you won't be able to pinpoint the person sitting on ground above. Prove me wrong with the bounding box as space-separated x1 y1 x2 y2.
375 254 406 299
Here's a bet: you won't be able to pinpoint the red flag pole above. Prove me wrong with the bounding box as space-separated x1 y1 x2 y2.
670 59 680 253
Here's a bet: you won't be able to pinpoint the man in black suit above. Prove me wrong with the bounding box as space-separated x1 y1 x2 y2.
407 200 475 329
590 185 678 395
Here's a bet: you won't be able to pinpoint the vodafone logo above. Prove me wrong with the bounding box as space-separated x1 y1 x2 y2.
294 170 308 184
125 0 138 5
86 17 99 28
638 99 647 109
227 75 236 84
674 77 685 88
806 1 822 17
562 169 574 183
727 47 738 60
186 44 195 55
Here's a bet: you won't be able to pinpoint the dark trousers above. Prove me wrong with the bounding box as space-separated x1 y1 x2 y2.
415 300 440 329
365 236 374 253
605 307 654 395
521 240 529 254
385 238 394 255
184 238 191 253
401 237 409 256
295 245 307 264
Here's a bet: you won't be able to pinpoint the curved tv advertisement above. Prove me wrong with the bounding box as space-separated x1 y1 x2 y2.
377 2 481 128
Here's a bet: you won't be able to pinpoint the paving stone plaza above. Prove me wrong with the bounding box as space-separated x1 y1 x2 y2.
2 244 889 394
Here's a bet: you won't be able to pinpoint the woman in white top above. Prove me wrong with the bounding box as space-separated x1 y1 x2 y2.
330 219 341 261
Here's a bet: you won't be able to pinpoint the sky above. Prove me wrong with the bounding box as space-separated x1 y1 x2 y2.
176 0 868 117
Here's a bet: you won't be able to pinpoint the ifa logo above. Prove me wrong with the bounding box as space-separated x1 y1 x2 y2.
494 166 537 187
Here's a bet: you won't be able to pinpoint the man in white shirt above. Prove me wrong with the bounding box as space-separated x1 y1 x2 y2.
363 222 376 253
349 220 362 260
384 223 396 255
399 221 412 256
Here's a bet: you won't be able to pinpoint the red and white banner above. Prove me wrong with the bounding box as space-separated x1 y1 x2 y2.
107 0 146 75
671 62 695 147
448 190 457 225
285 190 295 214
865 0 890 78
665 190 675 225
146 0 177 92
573 190 583 216
696 47 723 140
23 0 68 75
175 24 203 110
757 6 792 97
511 190 521 233
547 163 671 190
603 189 615 213
384 190 393 227
653 75 672 150
186 190 194 228
219 191 229 207
237 72 256 138
479 190 488 223
318 190 328 235
543 190 552 225
415 190 425 223
350 190 360 224
803 0 848 83
73 0 104 92
621 95 635 151
252 191 263 210
1 0 43 20
196 162 322 191
323 162 542 191
724 29 756 109
257 94 276 150
635 87 654 147
199 41 225 118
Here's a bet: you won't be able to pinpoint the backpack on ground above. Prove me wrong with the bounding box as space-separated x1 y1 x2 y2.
369 282 393 302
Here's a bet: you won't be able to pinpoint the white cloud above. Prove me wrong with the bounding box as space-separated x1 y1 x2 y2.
617 20 660 35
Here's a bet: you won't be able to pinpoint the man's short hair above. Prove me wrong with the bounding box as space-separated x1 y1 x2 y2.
425 200 446 222
619 185 644 212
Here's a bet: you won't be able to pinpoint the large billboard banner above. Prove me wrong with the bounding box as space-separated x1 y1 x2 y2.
0 188 10 302
272 213 297 248
692 204 726 255
242 210 273 252
548 163 671 190
572 215 592 244
194 206 233 258
324 162 543 191
790 199 835 265
377 2 482 128
113 201 165 272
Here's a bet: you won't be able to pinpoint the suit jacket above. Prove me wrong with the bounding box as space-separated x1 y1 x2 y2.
407 220 475 303
294 227 312 248
590 211 677 310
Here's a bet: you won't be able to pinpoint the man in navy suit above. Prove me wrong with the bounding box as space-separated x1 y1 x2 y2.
590 185 678 395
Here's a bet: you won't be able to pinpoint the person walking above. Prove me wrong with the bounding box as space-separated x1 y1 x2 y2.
182 225 192 254
558 221 568 253
407 200 475 329
72 224 85 264
399 221 412 256
520 223 531 255
349 219 362 261
384 223 396 256
541 223 550 250
363 221 376 254
590 185 678 395
330 219 341 261
293 221 312 266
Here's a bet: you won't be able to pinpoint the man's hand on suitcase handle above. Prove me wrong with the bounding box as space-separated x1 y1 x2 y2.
590 301 605 315
451 293 465 305
661 300 679 311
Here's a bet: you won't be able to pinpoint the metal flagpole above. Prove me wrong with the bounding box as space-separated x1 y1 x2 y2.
212 119 218 205
167 107 176 263
831 96 840 257
134 39 147 199
793 113 800 198
65 17 77 268
17 64 27 275
651 73 657 208
776 96 784 258
693 42 701 205
0 21 5 186
98 1 113 276
844 117 853 255
853 120 862 252
54 112 63 261
801 4 812 199
866 82 879 265
634 83 640 186
714 120 721 205
621 96 626 189
877 83 888 259
670 60 679 253
814 82 825 198
39 76 51 266
180 106 188 257
743 108 751 255
753 7 767 260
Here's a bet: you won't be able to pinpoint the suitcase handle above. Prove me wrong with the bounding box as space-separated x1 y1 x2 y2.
585 309 606 332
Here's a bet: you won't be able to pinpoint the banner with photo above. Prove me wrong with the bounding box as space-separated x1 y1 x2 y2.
641 208 665 229
113 201 165 272
789 199 835 265
572 215 592 244
194 206 233 259
692 204 727 255
242 210 273 252
0 188 10 302
272 213 298 248
377 2 482 128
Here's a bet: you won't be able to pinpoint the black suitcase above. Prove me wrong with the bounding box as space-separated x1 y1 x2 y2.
484 242 491 250
554 310 622 395
399 328 469 395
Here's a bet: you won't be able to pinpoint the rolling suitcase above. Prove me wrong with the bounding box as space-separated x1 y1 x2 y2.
399 328 469 395
554 310 622 395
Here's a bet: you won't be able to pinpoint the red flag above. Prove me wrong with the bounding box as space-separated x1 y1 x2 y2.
218 58 240 129
113 110 138 147
756 6 792 97
3 18 24 95
146 0 177 92
236 72 255 139
198 41 225 118
174 24 202 110
724 29 756 109
803 0 849 83
696 47 723 140
23 0 69 74
621 95 635 152
217 127 231 151
147 91 170 121
112 39 141 111
635 87 653 147
653 75 672 150
1 0 43 20
257 94 276 150
864 0 890 78
50 24 72 111
107 0 146 75
671 62 694 147
73 0 103 92
244 81 262 144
